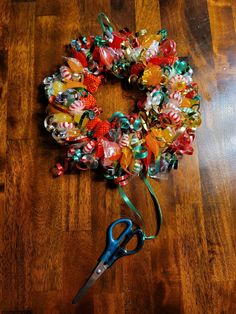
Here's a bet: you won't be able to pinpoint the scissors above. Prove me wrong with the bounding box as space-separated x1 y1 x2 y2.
72 218 145 304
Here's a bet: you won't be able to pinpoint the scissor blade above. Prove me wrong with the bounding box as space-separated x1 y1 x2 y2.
72 261 108 304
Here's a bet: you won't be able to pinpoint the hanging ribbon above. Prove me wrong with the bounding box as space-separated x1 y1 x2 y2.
118 172 163 240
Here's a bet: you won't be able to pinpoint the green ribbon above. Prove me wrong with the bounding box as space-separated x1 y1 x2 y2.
73 149 82 162
148 157 161 177
112 60 131 79
109 112 130 130
98 12 113 38
165 153 178 170
77 111 91 129
193 95 201 101
118 185 143 220
181 107 197 116
152 90 166 107
163 65 172 76
132 118 141 131
109 112 125 121
133 146 148 159
75 87 89 97
94 35 107 47
118 173 163 240
173 60 188 74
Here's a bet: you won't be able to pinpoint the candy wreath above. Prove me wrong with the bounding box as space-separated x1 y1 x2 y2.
43 13 201 238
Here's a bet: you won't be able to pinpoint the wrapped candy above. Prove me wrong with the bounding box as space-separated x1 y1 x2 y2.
103 140 121 161
141 63 162 86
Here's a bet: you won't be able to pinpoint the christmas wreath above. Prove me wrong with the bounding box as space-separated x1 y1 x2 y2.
43 13 201 238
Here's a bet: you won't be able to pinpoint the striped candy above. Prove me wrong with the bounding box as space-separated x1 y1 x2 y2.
162 102 181 124
69 100 85 115
162 103 180 113
168 74 187 91
57 121 74 129
83 140 96 154
119 133 129 148
169 91 182 106
60 66 72 81
167 111 181 124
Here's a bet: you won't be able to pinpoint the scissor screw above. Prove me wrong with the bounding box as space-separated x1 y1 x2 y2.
96 268 102 274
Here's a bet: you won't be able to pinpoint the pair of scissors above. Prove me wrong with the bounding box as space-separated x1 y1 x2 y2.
72 218 145 304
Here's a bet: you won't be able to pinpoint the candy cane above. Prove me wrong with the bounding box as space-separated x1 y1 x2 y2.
83 140 96 154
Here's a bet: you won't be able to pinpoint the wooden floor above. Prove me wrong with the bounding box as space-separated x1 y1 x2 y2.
1 0 236 313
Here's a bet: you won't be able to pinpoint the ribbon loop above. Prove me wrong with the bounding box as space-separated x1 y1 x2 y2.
98 12 113 38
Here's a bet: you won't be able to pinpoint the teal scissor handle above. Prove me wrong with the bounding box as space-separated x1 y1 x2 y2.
100 218 145 267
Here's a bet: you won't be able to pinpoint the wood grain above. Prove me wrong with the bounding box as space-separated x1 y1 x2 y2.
0 0 235 313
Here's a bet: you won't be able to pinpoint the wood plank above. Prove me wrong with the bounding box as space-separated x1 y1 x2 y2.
135 0 161 32
0 0 10 307
208 0 236 74
174 154 211 314
94 292 125 314
0 49 7 311
211 280 236 314
2 140 33 311
111 0 135 31
30 143 65 293
202 0 236 287
0 0 10 50
197 74 236 283
123 250 154 314
62 230 94 312
0 35 8 312
7 2 35 140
